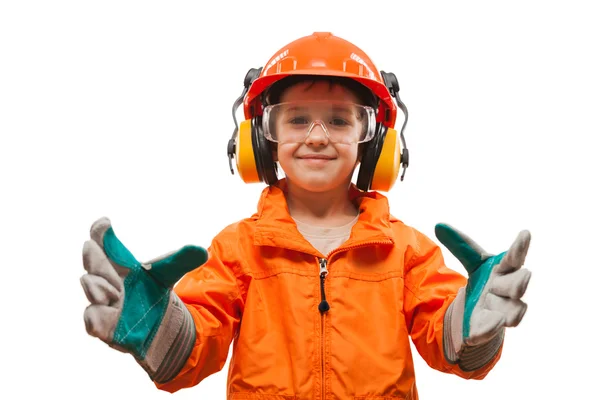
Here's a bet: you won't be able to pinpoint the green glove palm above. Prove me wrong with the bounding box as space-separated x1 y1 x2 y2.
81 217 208 382
435 223 532 370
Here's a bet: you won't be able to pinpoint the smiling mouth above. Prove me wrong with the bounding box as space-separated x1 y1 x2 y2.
298 155 336 160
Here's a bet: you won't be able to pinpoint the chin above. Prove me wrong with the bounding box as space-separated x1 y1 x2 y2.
300 181 339 193
287 171 352 193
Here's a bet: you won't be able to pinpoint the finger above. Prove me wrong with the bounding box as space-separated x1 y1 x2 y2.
434 223 493 274
83 304 120 343
80 274 121 305
90 217 140 270
489 268 532 299
82 240 123 291
485 292 528 327
496 230 531 274
89 217 112 250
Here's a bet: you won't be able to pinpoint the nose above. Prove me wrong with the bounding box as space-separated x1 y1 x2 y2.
305 121 329 146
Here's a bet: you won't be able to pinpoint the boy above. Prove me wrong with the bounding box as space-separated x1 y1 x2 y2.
81 32 531 399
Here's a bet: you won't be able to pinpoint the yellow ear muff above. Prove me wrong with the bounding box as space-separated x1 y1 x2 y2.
370 127 401 192
236 119 260 183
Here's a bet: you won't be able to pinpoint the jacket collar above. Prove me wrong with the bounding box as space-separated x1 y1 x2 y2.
252 179 395 256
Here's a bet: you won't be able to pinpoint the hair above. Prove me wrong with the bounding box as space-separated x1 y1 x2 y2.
262 75 379 109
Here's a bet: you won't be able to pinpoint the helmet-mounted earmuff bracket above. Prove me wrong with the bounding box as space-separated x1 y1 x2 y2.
227 67 263 175
380 71 410 181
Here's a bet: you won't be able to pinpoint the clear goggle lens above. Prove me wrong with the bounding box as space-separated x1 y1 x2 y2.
262 101 376 144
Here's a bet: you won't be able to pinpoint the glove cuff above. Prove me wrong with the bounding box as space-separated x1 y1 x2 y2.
137 291 196 383
443 289 504 371
457 328 504 371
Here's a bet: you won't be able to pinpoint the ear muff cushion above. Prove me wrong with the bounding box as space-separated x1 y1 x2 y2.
236 119 260 183
252 116 278 185
370 127 401 192
357 124 387 191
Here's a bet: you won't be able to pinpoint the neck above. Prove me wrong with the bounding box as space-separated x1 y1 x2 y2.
284 180 358 226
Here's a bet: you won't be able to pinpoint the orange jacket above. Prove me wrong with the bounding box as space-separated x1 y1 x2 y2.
156 181 502 399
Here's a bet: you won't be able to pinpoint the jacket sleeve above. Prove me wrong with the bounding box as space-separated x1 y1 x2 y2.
154 230 246 393
402 228 502 379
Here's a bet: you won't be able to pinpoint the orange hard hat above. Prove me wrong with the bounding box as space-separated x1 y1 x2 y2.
243 32 398 127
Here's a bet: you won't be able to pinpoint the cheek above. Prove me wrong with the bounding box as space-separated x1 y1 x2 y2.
276 144 299 165
339 145 359 164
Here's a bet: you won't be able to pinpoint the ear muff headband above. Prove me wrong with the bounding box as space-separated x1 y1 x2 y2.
356 71 409 192
227 67 262 180
380 71 409 182
228 67 280 185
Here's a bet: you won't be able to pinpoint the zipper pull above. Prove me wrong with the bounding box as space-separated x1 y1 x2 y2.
319 258 330 313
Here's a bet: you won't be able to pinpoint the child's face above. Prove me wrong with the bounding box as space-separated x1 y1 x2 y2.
272 81 363 193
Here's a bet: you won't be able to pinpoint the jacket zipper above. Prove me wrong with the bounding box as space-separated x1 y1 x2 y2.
318 258 330 313
316 240 393 400
319 257 328 400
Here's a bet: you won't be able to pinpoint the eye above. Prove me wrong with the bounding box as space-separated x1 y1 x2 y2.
289 116 309 125
330 118 350 126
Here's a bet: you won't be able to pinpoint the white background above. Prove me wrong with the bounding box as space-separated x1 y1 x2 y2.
1 0 599 398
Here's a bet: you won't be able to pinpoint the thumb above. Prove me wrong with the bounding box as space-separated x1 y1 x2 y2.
435 223 492 275
143 245 209 288
90 217 139 269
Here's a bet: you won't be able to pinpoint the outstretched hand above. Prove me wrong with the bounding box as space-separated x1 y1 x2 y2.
435 223 532 346
81 217 208 382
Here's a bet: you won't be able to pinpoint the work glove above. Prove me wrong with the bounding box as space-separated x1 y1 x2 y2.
80 217 208 383
436 223 532 371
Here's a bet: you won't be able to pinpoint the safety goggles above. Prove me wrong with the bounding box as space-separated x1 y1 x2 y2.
262 100 376 144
